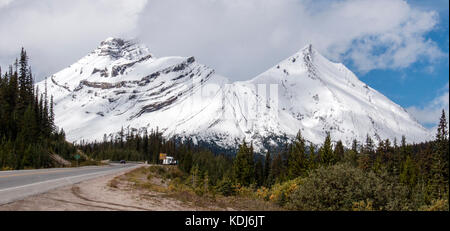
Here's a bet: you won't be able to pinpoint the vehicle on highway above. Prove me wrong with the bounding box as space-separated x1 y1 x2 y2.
162 156 177 165
120 160 126 164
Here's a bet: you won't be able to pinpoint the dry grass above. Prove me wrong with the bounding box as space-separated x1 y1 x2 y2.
111 165 284 211
108 177 120 188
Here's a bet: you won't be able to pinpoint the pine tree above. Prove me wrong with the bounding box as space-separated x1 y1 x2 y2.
400 135 407 159
356 135 374 171
143 130 149 160
344 139 358 166
269 152 283 185
119 126 124 149
0 48 76 169
319 132 334 165
6 69 18 139
436 110 449 180
400 155 417 192
255 158 264 186
182 150 193 173
352 139 358 154
428 110 449 199
288 130 307 179
308 142 317 169
364 134 375 157
49 95 55 132
190 164 200 188
232 140 255 186
263 150 271 186
334 140 344 162
18 48 29 114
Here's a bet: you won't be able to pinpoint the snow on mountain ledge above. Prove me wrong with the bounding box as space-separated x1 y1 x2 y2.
247 44 432 147
36 38 433 153
95 37 152 60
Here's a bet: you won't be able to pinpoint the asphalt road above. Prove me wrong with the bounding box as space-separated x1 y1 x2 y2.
0 163 142 205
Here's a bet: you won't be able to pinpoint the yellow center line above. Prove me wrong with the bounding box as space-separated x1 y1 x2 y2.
0 167 107 178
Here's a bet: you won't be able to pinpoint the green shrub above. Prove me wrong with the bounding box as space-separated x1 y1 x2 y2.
419 199 449 211
157 166 166 175
167 167 184 179
268 178 304 206
216 176 235 196
286 163 410 211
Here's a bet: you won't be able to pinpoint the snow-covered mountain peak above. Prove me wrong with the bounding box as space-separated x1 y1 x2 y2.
37 39 432 153
248 44 318 83
94 37 152 60
248 43 431 147
255 43 360 87
300 43 313 56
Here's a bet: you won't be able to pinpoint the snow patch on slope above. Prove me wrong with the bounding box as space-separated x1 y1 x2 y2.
36 39 432 153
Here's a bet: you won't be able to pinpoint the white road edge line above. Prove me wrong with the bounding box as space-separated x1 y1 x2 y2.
0 165 139 193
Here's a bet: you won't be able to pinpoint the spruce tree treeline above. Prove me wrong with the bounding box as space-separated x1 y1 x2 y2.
77 106 448 210
77 128 233 186
0 49 76 170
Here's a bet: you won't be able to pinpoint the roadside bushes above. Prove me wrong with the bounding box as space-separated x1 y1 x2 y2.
215 175 236 196
147 165 184 180
285 163 411 211
419 199 449 211
265 178 304 206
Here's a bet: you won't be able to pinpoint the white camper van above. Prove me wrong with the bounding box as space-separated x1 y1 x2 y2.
162 156 177 165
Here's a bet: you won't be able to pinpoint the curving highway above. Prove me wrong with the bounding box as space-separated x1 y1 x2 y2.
0 163 142 205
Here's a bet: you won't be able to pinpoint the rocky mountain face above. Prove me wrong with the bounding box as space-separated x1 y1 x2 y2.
36 38 431 153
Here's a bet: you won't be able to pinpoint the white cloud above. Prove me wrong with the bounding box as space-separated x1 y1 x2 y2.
0 0 14 8
407 83 449 128
0 0 446 81
137 0 446 79
0 0 148 79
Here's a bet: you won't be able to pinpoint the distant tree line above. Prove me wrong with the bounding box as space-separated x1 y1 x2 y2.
0 49 76 170
77 127 233 186
79 110 449 210
226 110 449 210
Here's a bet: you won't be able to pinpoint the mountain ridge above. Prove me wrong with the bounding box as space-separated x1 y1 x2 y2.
36 38 432 153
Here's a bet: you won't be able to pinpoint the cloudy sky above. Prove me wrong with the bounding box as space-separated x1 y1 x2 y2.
0 0 448 128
